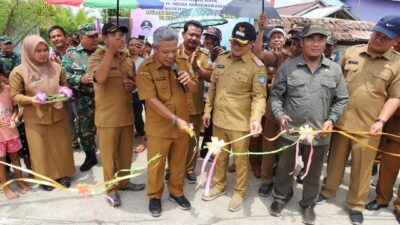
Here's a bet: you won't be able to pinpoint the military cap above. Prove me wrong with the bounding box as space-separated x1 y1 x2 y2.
78 23 98 36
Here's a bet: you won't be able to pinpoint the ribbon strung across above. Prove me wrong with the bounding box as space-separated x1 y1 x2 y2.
196 125 400 194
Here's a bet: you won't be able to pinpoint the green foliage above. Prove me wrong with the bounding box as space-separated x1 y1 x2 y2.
0 0 95 45
101 9 130 23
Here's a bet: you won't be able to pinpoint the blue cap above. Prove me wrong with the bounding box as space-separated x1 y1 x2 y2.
373 15 400 39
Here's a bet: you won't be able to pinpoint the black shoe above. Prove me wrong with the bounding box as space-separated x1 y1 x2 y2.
149 198 161 217
258 183 273 197
120 182 146 192
316 194 334 205
297 168 305 184
185 173 197 184
301 205 316 225
41 184 55 191
79 153 98 172
371 164 378 176
169 194 191 210
285 187 294 203
269 199 286 217
165 172 170 181
349 210 364 225
57 177 71 188
394 210 400 224
365 200 388 211
106 193 121 207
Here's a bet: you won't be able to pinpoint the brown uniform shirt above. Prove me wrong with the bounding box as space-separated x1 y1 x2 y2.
88 48 135 128
9 65 68 125
136 54 197 139
336 45 400 131
204 51 267 132
177 44 212 115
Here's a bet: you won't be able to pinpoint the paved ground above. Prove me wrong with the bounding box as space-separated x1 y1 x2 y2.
0 137 399 225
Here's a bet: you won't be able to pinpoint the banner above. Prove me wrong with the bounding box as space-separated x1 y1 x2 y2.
131 0 253 49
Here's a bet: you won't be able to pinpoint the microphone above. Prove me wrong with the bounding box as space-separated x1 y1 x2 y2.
171 63 188 93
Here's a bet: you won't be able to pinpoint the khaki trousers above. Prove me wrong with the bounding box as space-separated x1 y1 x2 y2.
375 139 400 212
213 126 250 197
260 117 280 184
321 131 379 211
97 126 134 195
186 114 202 173
147 134 189 199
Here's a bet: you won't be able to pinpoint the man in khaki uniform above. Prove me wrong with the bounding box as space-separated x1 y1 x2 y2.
88 22 145 207
137 26 198 217
365 95 400 224
201 22 267 212
318 15 400 225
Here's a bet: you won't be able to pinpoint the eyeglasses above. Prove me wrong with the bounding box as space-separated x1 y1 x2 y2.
230 40 249 47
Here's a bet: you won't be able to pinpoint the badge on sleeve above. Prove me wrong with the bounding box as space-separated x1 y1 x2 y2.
258 74 266 84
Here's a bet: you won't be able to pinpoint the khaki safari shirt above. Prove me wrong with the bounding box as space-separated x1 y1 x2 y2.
270 54 349 146
137 54 197 139
88 48 135 128
9 65 69 125
336 45 400 132
204 51 267 132
178 44 212 115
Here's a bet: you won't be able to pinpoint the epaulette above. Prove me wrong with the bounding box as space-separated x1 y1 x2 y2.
141 56 155 66
251 54 265 67
177 54 189 60
199 47 209 55
219 51 229 56
65 47 77 53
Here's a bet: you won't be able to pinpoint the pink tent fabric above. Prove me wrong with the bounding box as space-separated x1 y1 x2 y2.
45 0 83 7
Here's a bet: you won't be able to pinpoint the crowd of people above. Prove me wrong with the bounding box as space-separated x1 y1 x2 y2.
0 13 399 225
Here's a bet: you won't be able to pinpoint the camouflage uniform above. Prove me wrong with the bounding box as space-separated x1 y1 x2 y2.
0 36 20 79
62 44 96 155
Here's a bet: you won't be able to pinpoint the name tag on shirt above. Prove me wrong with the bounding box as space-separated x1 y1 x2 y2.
155 76 167 81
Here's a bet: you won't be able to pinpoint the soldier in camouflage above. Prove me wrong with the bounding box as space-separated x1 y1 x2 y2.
62 23 99 172
0 36 21 83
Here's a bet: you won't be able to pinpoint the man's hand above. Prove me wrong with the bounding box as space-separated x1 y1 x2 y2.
123 78 136 92
279 115 293 133
0 119 10 128
250 120 262 137
320 120 333 137
177 71 191 85
80 73 93 84
369 121 384 136
258 12 267 30
190 48 200 71
210 46 224 61
108 40 125 54
176 118 188 131
202 113 211 128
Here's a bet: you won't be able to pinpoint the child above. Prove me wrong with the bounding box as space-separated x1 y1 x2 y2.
0 82 31 199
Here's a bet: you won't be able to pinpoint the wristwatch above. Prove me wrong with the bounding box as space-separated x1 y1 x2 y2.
171 115 179 125
375 118 386 125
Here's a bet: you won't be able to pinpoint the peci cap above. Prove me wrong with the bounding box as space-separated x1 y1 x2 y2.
301 23 328 38
230 22 256 45
204 27 222 38
373 15 400 39
78 23 98 36
268 28 286 39
102 22 129 35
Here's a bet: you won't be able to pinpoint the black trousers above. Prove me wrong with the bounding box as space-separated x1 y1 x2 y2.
132 92 145 137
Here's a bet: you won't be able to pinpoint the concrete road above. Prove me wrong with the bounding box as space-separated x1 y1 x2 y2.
0 137 398 225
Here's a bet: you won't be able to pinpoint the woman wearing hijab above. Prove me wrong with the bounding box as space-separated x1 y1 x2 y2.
9 35 75 191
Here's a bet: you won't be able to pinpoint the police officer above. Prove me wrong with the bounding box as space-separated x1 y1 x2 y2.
0 36 21 83
269 23 348 224
88 22 145 207
201 22 267 212
62 23 99 172
137 26 198 217
318 15 400 225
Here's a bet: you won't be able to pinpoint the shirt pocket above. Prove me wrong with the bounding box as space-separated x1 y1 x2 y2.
320 79 337 99
343 61 359 83
366 68 390 98
231 73 250 91
154 78 171 101
287 78 307 97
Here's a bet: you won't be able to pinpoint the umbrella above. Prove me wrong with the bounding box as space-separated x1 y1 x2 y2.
221 0 281 19
168 7 228 29
45 0 83 6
